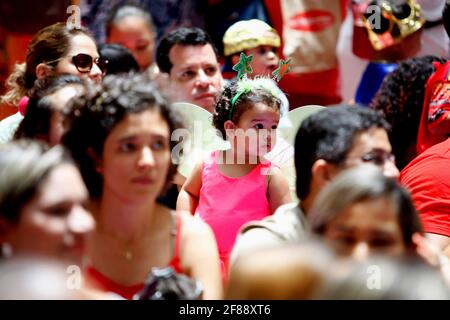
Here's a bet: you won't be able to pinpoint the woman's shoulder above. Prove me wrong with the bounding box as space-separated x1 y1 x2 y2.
175 210 214 238
173 210 217 269
153 207 208 247
175 210 200 227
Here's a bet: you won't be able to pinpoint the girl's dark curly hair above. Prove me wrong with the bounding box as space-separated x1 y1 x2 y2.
370 55 447 170
63 73 183 199
213 80 281 139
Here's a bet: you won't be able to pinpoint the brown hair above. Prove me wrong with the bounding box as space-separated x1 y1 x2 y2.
1 22 95 106
63 73 183 200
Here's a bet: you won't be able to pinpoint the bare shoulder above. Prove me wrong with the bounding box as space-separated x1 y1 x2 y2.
266 165 292 209
188 159 205 177
176 210 219 276
264 165 286 185
188 157 207 177
267 165 286 181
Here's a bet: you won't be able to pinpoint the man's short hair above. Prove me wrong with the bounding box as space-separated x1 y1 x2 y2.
294 105 390 200
156 27 218 74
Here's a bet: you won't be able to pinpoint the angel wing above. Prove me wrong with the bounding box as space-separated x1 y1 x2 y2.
266 105 325 202
171 102 229 180
0 112 24 144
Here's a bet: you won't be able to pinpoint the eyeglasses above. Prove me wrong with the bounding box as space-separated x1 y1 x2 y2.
46 53 108 75
72 53 108 74
343 149 396 168
360 150 396 167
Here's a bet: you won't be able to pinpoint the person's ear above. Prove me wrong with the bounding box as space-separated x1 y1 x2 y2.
224 120 235 131
224 120 236 139
311 159 339 190
35 63 53 79
86 147 103 174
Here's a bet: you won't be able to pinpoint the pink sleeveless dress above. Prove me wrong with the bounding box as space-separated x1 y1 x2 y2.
195 151 272 273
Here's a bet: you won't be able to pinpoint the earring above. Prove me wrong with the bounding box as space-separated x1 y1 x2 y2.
1 242 13 259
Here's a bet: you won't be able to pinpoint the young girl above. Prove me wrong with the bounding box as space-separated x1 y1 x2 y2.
177 78 292 274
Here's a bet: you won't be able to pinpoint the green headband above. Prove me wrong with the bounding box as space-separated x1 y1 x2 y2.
229 78 280 120
229 53 291 120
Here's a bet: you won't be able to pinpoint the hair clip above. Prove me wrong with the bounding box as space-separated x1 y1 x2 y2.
18 96 29 116
271 58 291 82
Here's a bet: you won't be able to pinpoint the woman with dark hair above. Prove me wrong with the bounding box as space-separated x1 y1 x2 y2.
370 55 447 170
98 43 139 75
63 73 222 300
309 165 423 260
14 74 86 145
106 3 157 74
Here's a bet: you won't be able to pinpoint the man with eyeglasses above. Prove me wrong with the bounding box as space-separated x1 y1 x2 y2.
231 105 399 263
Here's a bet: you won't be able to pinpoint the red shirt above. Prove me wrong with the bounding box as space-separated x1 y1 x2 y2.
84 214 183 300
416 61 450 154
400 138 450 237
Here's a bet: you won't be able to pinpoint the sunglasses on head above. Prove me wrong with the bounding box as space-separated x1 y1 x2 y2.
46 53 108 75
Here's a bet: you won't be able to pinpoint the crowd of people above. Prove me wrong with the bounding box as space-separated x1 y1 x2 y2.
0 0 450 300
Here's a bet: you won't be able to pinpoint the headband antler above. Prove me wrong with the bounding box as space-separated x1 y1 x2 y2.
232 52 253 79
232 53 292 82
229 53 291 120
272 58 291 82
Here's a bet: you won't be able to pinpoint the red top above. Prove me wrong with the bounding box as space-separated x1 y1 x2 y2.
417 61 450 154
400 138 450 237
85 213 183 300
